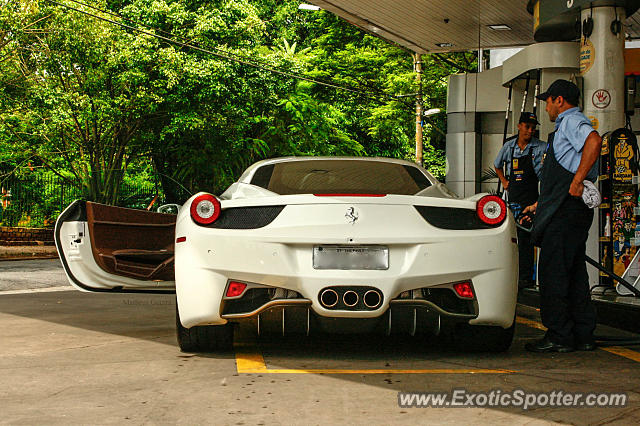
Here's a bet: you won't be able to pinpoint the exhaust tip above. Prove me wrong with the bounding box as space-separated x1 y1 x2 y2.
320 289 339 308
343 290 359 307
363 290 382 309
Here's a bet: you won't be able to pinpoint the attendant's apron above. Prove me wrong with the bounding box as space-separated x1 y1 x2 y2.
531 132 577 246
507 144 539 218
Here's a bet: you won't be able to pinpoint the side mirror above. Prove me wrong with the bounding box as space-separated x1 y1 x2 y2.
157 204 180 215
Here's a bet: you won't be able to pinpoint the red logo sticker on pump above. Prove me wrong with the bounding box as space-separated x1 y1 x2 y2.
592 89 611 109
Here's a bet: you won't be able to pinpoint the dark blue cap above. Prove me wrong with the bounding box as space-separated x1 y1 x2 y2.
519 112 539 125
536 79 580 105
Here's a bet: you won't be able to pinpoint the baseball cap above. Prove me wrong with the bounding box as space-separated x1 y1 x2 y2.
536 79 580 105
519 112 539 125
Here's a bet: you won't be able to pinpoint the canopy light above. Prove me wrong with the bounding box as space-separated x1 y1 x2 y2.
488 24 512 31
436 42 454 48
299 4 321 11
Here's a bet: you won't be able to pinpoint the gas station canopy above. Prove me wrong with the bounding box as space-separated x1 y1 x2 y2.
310 0 640 53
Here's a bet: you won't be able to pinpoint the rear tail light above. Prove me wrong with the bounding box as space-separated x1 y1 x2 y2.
476 195 506 226
225 281 247 298
453 281 475 299
190 194 221 225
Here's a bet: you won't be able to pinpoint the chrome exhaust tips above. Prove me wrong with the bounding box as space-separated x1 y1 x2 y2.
342 290 359 307
319 289 339 308
318 287 383 310
363 290 382 309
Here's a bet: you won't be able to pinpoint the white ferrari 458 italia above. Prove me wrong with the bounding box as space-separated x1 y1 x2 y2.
56 157 518 352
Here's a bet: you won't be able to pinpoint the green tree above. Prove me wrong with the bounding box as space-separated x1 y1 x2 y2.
1 0 474 208
1 0 170 203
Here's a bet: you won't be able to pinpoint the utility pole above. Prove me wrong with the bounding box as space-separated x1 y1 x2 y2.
414 52 423 166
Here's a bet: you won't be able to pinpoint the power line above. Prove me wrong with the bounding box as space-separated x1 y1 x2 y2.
43 0 412 107
65 0 371 95
65 0 314 77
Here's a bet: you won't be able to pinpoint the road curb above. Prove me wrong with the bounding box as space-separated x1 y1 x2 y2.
0 255 59 262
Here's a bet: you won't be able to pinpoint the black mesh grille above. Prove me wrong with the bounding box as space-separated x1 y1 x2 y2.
414 206 493 230
207 206 285 229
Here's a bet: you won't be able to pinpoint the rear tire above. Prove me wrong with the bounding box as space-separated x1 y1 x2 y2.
176 305 234 352
453 318 515 352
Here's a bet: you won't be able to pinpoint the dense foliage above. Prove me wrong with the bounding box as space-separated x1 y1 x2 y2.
0 0 476 223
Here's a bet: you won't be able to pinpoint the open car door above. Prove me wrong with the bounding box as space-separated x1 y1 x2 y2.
55 200 176 293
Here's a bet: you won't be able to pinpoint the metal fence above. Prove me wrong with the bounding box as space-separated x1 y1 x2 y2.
0 174 165 228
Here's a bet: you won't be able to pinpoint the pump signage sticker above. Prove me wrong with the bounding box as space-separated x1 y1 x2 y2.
580 39 595 75
592 89 611 109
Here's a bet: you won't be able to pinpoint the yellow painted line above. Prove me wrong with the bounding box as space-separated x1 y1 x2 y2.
234 341 268 372
516 316 546 331
238 368 514 374
233 340 513 374
601 347 640 363
517 316 640 364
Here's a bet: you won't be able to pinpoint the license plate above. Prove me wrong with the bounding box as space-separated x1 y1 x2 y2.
313 245 389 270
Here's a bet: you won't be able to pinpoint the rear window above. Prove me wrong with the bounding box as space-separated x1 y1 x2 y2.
250 160 432 195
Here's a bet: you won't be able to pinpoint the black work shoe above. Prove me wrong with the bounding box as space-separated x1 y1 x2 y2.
575 342 597 351
525 337 574 353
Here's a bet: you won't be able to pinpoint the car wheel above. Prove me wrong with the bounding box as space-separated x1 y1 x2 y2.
453 318 515 352
175 305 234 352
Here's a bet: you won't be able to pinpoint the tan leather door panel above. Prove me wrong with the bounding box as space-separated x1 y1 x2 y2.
86 202 176 281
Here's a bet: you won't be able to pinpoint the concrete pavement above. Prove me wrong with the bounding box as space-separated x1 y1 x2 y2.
0 259 69 293
1 261 640 424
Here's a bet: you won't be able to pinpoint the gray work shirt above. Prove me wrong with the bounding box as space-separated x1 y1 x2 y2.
494 136 546 179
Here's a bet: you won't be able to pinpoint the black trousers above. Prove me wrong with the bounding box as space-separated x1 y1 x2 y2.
538 197 597 346
517 226 534 284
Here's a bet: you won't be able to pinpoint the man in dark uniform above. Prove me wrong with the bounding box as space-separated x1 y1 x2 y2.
523 79 601 353
494 112 545 289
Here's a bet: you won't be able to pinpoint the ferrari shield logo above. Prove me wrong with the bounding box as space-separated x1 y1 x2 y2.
345 207 359 224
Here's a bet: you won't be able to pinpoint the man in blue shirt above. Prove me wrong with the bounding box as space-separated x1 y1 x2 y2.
524 79 602 353
494 112 545 288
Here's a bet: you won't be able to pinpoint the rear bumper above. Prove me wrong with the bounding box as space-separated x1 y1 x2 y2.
175 204 518 328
